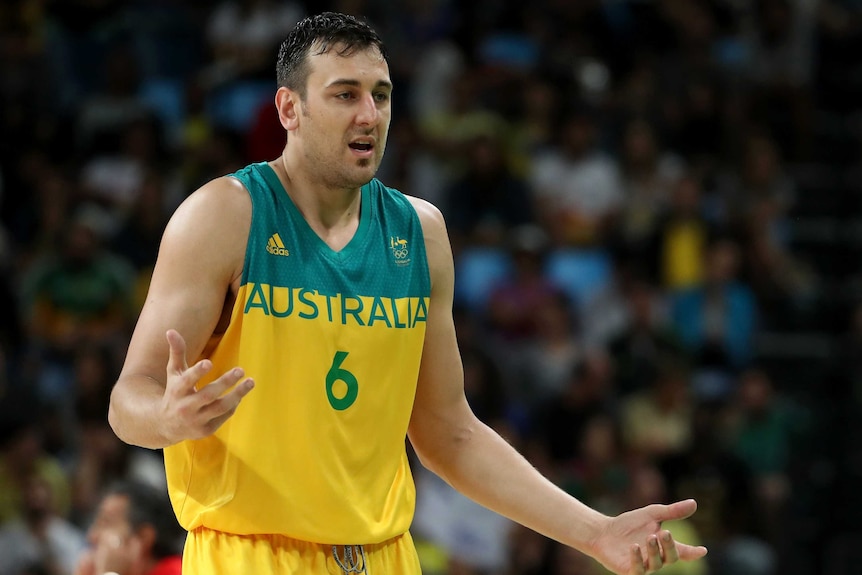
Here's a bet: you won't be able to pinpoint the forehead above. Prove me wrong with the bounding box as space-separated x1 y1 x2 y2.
98 494 130 520
305 43 390 85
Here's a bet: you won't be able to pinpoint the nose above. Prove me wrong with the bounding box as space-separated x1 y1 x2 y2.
355 93 380 127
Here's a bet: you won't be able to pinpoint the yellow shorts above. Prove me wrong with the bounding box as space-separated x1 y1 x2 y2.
183 527 422 574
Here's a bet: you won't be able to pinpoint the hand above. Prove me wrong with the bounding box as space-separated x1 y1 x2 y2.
74 549 96 575
591 499 708 575
93 531 141 575
159 329 255 443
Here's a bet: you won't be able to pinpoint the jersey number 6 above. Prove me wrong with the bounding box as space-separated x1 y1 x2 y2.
326 351 358 410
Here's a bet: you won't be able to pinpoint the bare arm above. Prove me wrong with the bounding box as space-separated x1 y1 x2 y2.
108 177 255 449
406 198 707 575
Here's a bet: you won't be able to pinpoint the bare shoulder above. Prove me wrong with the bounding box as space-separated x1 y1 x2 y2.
404 195 453 288
404 195 448 249
159 176 252 285
169 176 251 233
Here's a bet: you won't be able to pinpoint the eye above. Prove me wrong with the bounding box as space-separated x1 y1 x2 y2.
336 92 353 100
374 92 390 103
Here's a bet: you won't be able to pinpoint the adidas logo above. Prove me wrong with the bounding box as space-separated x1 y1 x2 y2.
266 233 290 256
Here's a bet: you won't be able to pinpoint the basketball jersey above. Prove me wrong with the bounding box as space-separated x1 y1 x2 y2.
164 162 431 545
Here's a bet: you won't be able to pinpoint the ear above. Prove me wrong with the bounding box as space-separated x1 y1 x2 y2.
276 87 300 131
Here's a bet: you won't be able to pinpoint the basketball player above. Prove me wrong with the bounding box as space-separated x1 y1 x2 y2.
108 12 707 575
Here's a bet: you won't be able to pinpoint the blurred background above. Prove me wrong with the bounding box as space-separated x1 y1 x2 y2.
0 0 860 574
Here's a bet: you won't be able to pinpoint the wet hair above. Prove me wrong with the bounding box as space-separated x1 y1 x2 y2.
105 480 185 559
276 12 388 97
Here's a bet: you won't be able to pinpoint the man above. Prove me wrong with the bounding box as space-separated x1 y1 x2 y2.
74 481 183 575
0 473 85 575
108 12 708 574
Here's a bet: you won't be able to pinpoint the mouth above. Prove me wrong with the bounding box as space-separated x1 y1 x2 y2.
348 138 375 158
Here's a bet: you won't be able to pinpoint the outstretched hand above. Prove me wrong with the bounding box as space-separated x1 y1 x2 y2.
158 329 254 444
591 499 707 575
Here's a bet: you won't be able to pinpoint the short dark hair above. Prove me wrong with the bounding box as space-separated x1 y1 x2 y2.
276 12 388 97
105 480 184 559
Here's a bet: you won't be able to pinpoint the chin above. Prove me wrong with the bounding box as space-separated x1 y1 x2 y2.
352 160 379 181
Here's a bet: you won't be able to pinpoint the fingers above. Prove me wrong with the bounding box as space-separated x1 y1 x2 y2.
630 544 645 575
646 501 708 566
166 329 189 376
675 541 708 561
646 534 663 572
166 330 214 393
196 367 247 402
652 499 698 523
161 329 255 440
640 531 706 574
199 371 255 417
660 531 680 564
200 377 255 433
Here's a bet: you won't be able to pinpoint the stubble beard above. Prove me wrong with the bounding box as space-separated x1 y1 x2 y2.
299 102 385 190
305 143 383 190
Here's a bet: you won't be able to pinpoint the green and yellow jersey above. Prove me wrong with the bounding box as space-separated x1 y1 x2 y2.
164 162 431 545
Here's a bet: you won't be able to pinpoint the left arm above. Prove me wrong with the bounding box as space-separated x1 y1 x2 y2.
406 198 707 575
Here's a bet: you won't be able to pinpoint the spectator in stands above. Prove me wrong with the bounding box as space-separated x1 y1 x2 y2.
510 291 583 411
615 117 684 261
19 207 136 404
443 127 535 250
528 351 617 467
723 134 818 315
204 0 304 84
14 162 74 265
111 171 173 311
511 76 563 160
739 197 818 318
454 303 511 430
659 403 775 575
529 107 624 247
718 133 795 240
606 274 687 395
743 0 816 159
74 481 183 575
725 367 811 548
648 173 716 292
0 473 86 575
67 344 166 527
75 46 150 153
486 225 562 342
0 389 70 526
79 116 165 237
620 360 694 460
670 236 758 372
560 412 629 518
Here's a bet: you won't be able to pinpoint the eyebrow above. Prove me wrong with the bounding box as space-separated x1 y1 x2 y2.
326 79 393 91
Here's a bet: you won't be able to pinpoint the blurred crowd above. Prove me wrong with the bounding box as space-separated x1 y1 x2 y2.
0 1 861 574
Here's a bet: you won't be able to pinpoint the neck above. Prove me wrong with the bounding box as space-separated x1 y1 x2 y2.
276 155 362 231
272 155 363 252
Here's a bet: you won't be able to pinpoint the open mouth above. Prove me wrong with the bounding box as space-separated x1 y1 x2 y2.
349 142 374 152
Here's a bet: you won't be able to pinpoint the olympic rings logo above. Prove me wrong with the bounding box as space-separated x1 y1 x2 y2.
393 248 408 258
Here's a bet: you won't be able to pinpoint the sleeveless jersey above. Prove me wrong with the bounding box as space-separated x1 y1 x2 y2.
164 162 431 545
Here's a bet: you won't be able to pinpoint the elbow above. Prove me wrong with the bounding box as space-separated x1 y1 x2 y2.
410 415 479 483
107 391 124 443
107 384 136 446
411 440 443 477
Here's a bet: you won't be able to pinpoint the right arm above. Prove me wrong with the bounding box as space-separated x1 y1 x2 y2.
108 176 255 449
